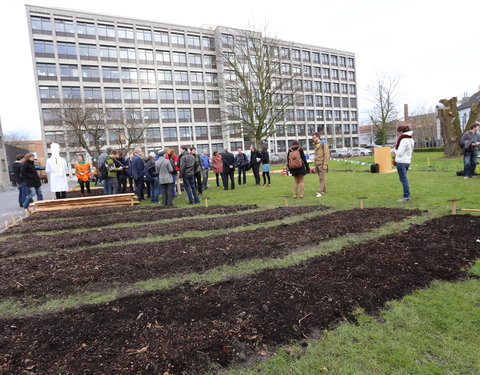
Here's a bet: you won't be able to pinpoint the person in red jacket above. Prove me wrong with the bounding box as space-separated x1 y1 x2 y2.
211 151 223 188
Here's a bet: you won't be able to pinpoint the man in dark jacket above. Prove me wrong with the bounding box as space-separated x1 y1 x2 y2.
221 147 235 190
249 144 262 185
190 147 203 195
234 147 249 185
131 147 145 201
98 147 112 195
13 154 26 207
462 122 480 178
21 153 43 208
179 146 199 204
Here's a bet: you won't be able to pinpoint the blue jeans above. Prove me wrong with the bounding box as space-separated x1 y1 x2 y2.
172 174 177 198
134 178 144 200
463 150 478 177
150 177 161 203
23 186 43 208
17 182 27 207
183 175 199 204
396 163 410 198
103 178 110 195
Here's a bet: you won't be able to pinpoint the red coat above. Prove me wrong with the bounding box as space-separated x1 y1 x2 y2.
212 154 223 174
166 154 179 171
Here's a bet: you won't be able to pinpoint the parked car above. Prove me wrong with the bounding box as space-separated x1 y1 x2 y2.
330 148 352 158
351 147 373 157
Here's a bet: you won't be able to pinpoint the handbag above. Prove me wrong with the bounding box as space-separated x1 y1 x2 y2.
392 155 396 166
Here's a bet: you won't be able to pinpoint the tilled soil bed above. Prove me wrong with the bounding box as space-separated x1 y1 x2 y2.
0 206 325 258
0 208 418 301
0 215 478 374
65 188 104 199
6 205 257 234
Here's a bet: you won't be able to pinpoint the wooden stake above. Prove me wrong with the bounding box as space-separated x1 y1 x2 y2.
356 197 367 209
204 197 209 208
11 214 16 225
4 220 8 229
459 208 480 212
282 195 290 207
447 199 463 215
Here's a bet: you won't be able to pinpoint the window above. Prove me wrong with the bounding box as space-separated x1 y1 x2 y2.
221 33 234 45
325 110 332 120
332 83 340 93
34 40 54 55
172 52 187 65
314 67 321 77
203 55 216 68
188 53 202 67
159 89 174 102
316 110 324 120
348 71 355 81
171 33 185 46
312 52 320 64
156 50 170 64
142 89 157 102
280 48 290 59
77 22 95 36
334 110 341 120
323 82 331 92
296 109 305 120
351 111 357 120
136 29 152 43
57 42 77 56
322 68 330 78
202 36 214 49
324 96 332 106
207 90 219 104
303 66 312 76
163 127 177 139
195 126 208 138
39 86 59 100
31 16 52 32
205 72 217 85
231 141 243 150
79 44 97 58
209 108 221 122
60 64 79 78
37 63 56 77
331 69 339 79
144 109 159 121
314 81 322 91
340 70 347 80
123 88 140 101
302 50 310 61
224 70 236 81
194 109 207 122
281 63 291 74
174 71 189 84
305 95 314 106
348 57 355 68
303 80 313 91
62 87 81 99
292 65 302 76
292 49 301 60
42 109 60 123
121 68 138 81
157 70 172 83
55 19 74 34
322 54 329 64
82 65 99 79
343 111 349 120
161 109 176 123
341 83 348 94
104 88 121 101
331 55 338 65
98 24 115 38
307 110 315 120
119 47 136 60
339 56 346 67
138 49 154 62
350 98 357 107
187 35 201 48
342 97 349 107
100 45 117 59
192 90 205 103
285 109 294 121
139 69 156 83
315 95 323 106
176 89 190 103
178 109 192 122
349 84 356 94
118 26 134 40
102 66 119 80
276 140 286 152
146 127 161 140
154 31 169 44
84 87 101 100
352 124 358 133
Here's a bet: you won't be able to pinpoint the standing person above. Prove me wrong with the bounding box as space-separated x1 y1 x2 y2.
311 133 330 198
97 147 112 195
260 144 271 187
13 154 27 208
145 152 160 203
235 147 248 185
394 125 414 202
200 149 211 190
124 152 134 193
45 143 69 199
21 153 43 208
115 151 128 193
105 149 123 194
179 145 199 204
155 150 174 206
249 144 262 186
165 148 179 198
221 147 235 190
131 147 145 201
211 151 223 187
287 140 310 198
74 154 92 196
461 122 480 179
190 147 203 195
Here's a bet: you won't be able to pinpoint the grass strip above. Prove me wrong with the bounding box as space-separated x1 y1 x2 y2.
0 213 429 318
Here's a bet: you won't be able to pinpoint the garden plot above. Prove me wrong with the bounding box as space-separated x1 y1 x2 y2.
0 214 478 374
0 206 325 259
0 208 418 302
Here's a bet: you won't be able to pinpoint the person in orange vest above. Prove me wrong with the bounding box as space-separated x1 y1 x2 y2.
74 154 92 196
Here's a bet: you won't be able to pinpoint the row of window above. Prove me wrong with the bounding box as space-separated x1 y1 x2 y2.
31 16 215 48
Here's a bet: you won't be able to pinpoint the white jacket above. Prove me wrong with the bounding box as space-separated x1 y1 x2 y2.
395 131 414 164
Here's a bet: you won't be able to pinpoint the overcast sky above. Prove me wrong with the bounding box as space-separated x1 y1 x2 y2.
0 0 478 138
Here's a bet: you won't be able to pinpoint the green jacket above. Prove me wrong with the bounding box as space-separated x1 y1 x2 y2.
105 155 120 178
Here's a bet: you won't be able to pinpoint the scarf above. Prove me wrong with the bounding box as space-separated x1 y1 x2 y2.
395 134 413 150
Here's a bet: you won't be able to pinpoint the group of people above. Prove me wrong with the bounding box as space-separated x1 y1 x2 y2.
461 121 480 179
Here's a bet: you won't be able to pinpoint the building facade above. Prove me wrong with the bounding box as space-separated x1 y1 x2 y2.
26 5 359 160
0 117 10 186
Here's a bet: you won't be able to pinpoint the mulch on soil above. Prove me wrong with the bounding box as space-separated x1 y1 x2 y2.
0 215 478 374
0 208 418 301
6 205 257 234
0 206 325 259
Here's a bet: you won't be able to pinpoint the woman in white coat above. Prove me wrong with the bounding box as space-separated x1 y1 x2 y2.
394 126 414 202
45 143 69 199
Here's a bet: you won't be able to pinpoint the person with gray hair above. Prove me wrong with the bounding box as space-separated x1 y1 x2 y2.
131 147 145 201
155 150 174 206
200 149 211 190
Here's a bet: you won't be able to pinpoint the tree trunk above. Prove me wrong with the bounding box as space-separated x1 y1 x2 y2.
439 97 462 157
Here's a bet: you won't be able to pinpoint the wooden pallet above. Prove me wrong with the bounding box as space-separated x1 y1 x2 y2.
29 193 138 213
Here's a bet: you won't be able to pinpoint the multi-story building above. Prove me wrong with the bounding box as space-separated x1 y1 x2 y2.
0 117 10 186
26 5 358 161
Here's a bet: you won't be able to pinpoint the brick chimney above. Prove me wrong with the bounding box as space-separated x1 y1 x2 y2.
404 104 409 121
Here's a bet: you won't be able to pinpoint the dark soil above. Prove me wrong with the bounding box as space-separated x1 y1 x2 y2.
0 208 418 301
6 205 257 234
0 215 478 374
0 206 326 258
65 188 104 199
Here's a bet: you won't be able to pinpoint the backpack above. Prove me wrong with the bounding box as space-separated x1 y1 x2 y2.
99 161 108 179
288 148 303 169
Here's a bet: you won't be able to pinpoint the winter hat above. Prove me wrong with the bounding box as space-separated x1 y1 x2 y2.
157 150 165 157
149 152 156 157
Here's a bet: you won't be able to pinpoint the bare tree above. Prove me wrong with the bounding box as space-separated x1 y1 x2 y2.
4 129 32 144
438 97 480 157
368 73 400 146
218 28 297 147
